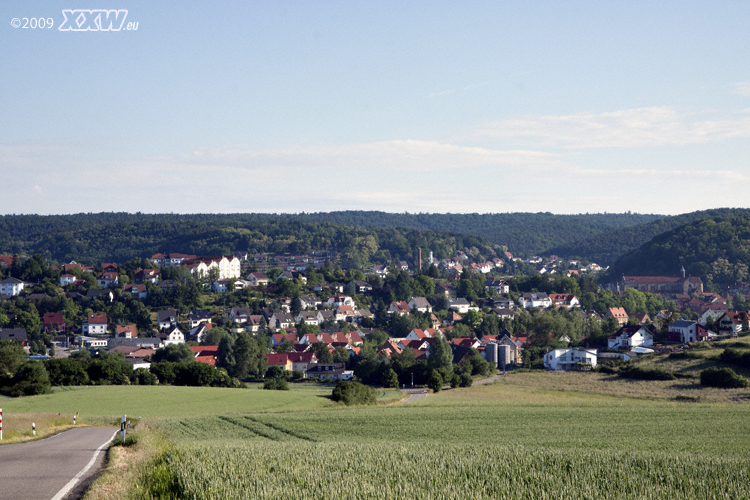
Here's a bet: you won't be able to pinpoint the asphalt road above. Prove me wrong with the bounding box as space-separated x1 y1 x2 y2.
398 373 503 404
0 426 117 500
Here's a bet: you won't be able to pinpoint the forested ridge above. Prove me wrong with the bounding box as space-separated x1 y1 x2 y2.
547 208 750 265
0 213 501 268
305 211 663 258
606 213 750 290
1 209 748 268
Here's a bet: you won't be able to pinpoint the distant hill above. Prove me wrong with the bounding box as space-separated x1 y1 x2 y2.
605 212 750 291
304 211 664 258
545 208 750 265
0 213 501 268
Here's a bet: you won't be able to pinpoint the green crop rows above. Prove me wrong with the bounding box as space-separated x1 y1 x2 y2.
160 442 750 500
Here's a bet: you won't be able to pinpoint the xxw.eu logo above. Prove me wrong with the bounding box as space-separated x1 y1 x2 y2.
58 9 130 31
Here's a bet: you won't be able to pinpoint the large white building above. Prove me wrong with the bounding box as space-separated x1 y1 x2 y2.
0 277 25 296
544 348 598 371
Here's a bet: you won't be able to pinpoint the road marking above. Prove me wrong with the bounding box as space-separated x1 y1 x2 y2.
50 431 117 500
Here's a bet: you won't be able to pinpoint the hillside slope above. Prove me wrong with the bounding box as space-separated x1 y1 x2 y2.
606 213 750 290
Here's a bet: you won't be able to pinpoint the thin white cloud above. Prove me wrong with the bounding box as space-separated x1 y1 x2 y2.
472 107 750 148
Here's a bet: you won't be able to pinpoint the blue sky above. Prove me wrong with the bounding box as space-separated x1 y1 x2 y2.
2 1 749 215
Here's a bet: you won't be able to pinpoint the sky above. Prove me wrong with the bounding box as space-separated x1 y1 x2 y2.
1 1 750 215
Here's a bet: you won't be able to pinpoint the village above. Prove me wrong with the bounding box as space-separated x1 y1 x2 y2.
1 248 749 386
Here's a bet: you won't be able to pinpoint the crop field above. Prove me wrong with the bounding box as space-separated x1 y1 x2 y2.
120 379 750 500
0 384 338 419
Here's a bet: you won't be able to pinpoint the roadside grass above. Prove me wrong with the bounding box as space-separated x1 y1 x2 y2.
0 412 83 444
83 423 171 500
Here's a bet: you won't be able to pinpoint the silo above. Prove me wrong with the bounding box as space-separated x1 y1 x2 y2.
486 342 499 367
498 344 511 372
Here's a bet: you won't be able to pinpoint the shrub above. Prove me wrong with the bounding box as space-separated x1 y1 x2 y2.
719 348 750 369
3 361 51 397
263 377 289 390
331 380 376 405
428 370 443 393
618 365 675 381
700 367 749 388
459 372 473 388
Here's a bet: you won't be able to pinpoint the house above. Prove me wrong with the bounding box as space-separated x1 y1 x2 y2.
608 325 654 349
336 305 356 322
116 324 138 339
189 323 212 343
0 277 25 296
718 311 750 334
436 282 457 299
268 312 295 331
518 293 552 309
123 284 147 299
485 280 510 295
188 309 212 328
327 294 355 308
229 307 252 324
619 275 703 296
629 313 651 325
158 326 185 345
388 301 411 316
299 295 322 309
698 304 729 325
287 352 318 372
296 311 320 326
0 328 27 344
408 297 433 314
134 268 160 284
447 298 472 314
371 264 388 278
60 274 77 286
377 340 403 359
83 313 108 335
443 311 463 326
0 255 13 269
266 353 294 371
246 315 264 333
157 309 179 329
548 293 580 309
405 329 432 341
190 345 218 366
43 312 65 333
97 272 119 288
317 310 335 324
496 333 522 365
605 307 629 326
247 272 271 286
667 320 716 343
305 363 353 381
271 333 298 346
212 280 230 293
544 348 598 370
353 281 373 293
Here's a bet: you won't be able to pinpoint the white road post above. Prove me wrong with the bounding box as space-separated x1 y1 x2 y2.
120 415 126 443
1 408 3 440
32 422 36 436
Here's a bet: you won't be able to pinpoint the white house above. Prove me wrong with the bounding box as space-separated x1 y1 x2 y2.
0 277 25 296
447 298 472 314
82 313 108 335
159 326 185 345
544 348 598 370
408 297 433 314
60 274 77 286
608 325 654 350
518 292 552 309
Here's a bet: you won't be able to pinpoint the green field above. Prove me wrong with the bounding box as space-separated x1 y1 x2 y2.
0 384 340 419
6 377 750 499
144 381 750 499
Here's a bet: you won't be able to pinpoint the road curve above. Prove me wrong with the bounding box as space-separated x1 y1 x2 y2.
0 426 117 500
398 373 503 404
